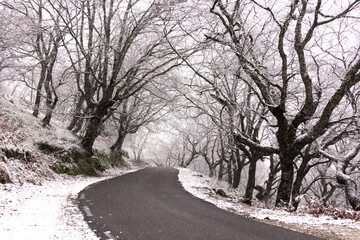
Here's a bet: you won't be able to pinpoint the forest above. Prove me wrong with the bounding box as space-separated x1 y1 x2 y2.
1 0 360 211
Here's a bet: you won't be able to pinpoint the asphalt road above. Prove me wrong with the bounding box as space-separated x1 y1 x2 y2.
78 167 323 240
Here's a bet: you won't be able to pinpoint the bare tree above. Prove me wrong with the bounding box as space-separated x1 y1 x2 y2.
174 132 204 168
110 88 168 152
52 0 183 154
1 0 67 126
319 117 360 211
0 6 19 74
204 0 360 207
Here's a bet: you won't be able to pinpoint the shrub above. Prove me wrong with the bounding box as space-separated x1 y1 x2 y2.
307 198 360 220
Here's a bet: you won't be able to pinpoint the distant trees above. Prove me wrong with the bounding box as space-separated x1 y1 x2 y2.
110 88 168 152
0 6 17 73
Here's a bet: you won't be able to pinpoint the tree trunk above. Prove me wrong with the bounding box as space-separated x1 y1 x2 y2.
81 106 108 155
110 134 126 152
209 166 215 178
81 116 102 155
276 157 294 207
41 62 58 127
81 96 115 154
232 149 243 189
111 100 129 152
33 61 47 117
42 109 54 126
262 156 281 204
291 156 311 210
345 184 360 211
337 172 360 211
227 152 234 186
42 97 58 127
275 124 299 207
218 131 226 181
232 167 241 189
244 157 257 200
218 159 225 180
68 95 85 131
72 115 85 134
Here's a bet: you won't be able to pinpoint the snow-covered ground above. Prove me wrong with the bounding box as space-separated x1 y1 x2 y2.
178 168 360 240
0 168 136 240
1 166 360 240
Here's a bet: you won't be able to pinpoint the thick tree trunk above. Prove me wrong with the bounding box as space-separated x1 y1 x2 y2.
345 184 360 211
81 96 115 154
337 172 360 211
81 116 102 155
275 123 299 207
276 158 294 206
81 105 109 154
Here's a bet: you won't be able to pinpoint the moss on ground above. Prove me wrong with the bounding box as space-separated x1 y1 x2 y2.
37 141 127 176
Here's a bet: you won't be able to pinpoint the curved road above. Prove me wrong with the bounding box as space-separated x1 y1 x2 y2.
79 167 322 240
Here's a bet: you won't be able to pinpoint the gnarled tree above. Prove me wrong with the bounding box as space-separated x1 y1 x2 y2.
206 0 360 206
53 0 183 154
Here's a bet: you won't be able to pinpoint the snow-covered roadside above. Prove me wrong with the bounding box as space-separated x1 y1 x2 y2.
178 168 360 240
0 168 137 240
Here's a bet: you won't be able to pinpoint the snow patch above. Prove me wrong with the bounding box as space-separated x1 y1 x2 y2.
178 168 360 238
0 168 137 240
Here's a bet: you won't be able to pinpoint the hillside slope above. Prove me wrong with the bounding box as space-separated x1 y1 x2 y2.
0 95 134 240
0 95 125 185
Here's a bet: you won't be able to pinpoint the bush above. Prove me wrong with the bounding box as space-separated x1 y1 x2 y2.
308 199 360 220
